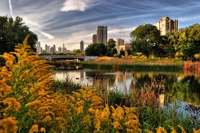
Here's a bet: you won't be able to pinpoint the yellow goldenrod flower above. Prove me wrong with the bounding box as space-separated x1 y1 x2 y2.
40 127 46 133
156 127 167 133
3 98 21 112
193 128 200 133
29 124 38 133
112 121 122 129
0 117 18 133
169 126 177 133
42 116 52 122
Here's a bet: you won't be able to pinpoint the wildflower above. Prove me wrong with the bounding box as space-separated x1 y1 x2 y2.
193 128 200 133
112 121 121 129
95 119 101 131
29 124 38 133
43 116 52 122
3 98 21 112
40 127 46 133
0 117 18 133
111 106 124 121
25 100 41 108
156 127 167 133
144 129 153 133
76 106 83 114
169 126 177 133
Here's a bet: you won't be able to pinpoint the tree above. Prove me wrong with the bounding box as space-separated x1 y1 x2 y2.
106 38 117 56
0 16 38 54
85 43 107 56
107 38 116 49
169 24 200 60
72 49 81 55
130 24 161 57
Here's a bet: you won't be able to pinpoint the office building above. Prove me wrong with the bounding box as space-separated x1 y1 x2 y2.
45 44 50 53
58 47 62 53
36 42 42 54
92 34 97 44
80 40 84 53
96 26 107 45
156 17 178 36
116 38 124 51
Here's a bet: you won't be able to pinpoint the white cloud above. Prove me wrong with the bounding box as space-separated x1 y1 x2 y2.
39 31 55 40
178 15 200 22
60 0 90 12
22 17 55 40
60 0 104 12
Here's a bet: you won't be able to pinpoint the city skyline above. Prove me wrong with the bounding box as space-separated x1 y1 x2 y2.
1 0 200 50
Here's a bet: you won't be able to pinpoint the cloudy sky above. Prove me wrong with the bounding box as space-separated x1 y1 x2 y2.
0 0 200 50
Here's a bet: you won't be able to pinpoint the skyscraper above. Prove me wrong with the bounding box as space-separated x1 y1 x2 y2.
36 42 42 54
116 38 124 51
156 17 178 36
80 40 84 53
96 26 107 45
92 34 97 44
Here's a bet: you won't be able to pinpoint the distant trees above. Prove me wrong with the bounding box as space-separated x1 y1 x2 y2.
85 38 118 56
106 38 117 56
130 23 200 60
169 24 200 60
130 24 161 57
85 43 107 56
0 16 38 54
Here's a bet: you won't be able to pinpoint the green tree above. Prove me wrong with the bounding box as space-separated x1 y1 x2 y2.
85 43 107 56
130 24 161 57
169 24 200 60
106 38 117 56
0 16 38 54
72 49 81 55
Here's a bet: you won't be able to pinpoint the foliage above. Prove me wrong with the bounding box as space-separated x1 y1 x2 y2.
72 49 81 55
0 16 38 54
130 24 161 57
107 38 116 49
130 24 160 44
85 43 107 56
169 24 200 60
51 78 81 94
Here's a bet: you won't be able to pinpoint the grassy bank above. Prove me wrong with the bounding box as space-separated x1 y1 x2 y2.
81 57 183 72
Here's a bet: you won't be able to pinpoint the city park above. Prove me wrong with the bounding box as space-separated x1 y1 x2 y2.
0 16 200 132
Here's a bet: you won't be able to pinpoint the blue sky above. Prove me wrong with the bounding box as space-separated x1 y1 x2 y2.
0 0 200 50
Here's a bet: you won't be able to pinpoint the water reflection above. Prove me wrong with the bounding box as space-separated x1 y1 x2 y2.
54 69 200 105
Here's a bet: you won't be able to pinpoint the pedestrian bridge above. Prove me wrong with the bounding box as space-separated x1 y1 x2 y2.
39 55 98 61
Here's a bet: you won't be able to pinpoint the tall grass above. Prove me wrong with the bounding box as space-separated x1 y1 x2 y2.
82 62 182 72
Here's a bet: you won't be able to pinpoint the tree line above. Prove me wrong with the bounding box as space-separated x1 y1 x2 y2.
0 16 37 54
85 23 200 60
1 15 200 61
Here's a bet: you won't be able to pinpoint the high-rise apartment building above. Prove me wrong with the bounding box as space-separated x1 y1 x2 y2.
92 34 97 44
156 17 178 36
116 38 124 51
58 47 62 53
80 40 84 53
96 26 107 45
36 42 42 54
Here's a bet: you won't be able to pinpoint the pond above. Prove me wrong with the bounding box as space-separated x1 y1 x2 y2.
54 69 200 106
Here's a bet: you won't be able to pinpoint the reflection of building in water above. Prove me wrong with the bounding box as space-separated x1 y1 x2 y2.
80 70 84 79
110 72 134 94
159 94 165 107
